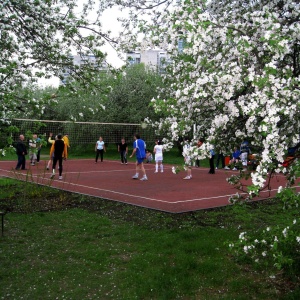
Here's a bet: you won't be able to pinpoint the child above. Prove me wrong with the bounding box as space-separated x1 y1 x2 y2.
225 147 241 170
145 150 153 163
153 139 164 173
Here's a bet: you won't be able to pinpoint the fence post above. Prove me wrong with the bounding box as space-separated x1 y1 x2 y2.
0 211 5 236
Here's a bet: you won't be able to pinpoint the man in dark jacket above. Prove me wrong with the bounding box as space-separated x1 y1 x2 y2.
50 134 67 180
15 134 27 170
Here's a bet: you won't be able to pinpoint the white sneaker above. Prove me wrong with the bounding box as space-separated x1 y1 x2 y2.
183 176 191 180
140 176 148 181
232 167 237 170
161 170 164 173
224 166 230 170
154 171 158 173
59 176 63 180
132 174 139 179
215 167 218 170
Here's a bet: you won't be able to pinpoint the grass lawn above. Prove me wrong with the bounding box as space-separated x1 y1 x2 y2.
0 178 299 299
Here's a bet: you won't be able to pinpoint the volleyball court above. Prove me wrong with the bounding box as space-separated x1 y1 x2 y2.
0 158 288 213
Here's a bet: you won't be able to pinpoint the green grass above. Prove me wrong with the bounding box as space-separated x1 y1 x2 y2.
0 179 299 299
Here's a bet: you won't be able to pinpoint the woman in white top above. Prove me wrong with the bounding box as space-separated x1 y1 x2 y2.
153 139 164 173
95 136 106 163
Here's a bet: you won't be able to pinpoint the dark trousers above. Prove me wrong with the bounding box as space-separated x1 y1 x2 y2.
95 149 104 162
216 153 225 168
37 149 41 162
209 155 215 174
16 154 26 170
52 156 63 176
120 151 127 163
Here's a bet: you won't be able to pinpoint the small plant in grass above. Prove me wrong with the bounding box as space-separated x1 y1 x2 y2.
227 158 300 276
228 185 300 277
228 219 300 274
276 186 300 210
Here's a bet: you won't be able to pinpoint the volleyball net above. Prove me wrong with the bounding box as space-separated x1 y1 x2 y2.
10 119 158 146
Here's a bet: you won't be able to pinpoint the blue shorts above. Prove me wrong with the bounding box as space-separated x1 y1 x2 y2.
137 157 145 164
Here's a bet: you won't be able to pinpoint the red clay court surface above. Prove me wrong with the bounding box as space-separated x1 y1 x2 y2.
0 159 292 213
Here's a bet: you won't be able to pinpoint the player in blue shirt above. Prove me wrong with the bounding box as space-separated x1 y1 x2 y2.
130 133 148 181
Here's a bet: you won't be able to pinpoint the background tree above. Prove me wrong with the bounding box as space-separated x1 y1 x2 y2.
103 64 164 123
27 64 165 124
0 0 117 122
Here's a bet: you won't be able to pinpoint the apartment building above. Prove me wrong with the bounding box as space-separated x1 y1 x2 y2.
60 54 108 85
126 49 170 73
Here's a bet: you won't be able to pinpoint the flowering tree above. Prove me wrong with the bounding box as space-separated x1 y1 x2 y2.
0 0 117 123
103 0 300 274
142 0 300 192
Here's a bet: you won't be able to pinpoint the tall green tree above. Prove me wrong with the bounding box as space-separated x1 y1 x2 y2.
103 64 164 123
0 0 116 122
33 64 164 124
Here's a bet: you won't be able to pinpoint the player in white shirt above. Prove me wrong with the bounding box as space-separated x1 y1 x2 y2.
153 139 164 173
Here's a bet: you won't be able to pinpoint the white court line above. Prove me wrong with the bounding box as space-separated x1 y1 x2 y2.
173 186 300 204
1 169 174 204
1 168 237 204
2 167 295 206
1 161 296 208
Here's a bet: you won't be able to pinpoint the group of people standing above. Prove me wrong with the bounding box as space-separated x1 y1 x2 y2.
182 138 252 180
15 131 252 182
15 133 70 180
94 134 164 181
15 134 43 170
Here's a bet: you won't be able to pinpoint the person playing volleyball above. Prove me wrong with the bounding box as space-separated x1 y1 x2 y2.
130 133 148 181
95 136 106 163
118 137 128 164
153 139 164 173
50 134 67 180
